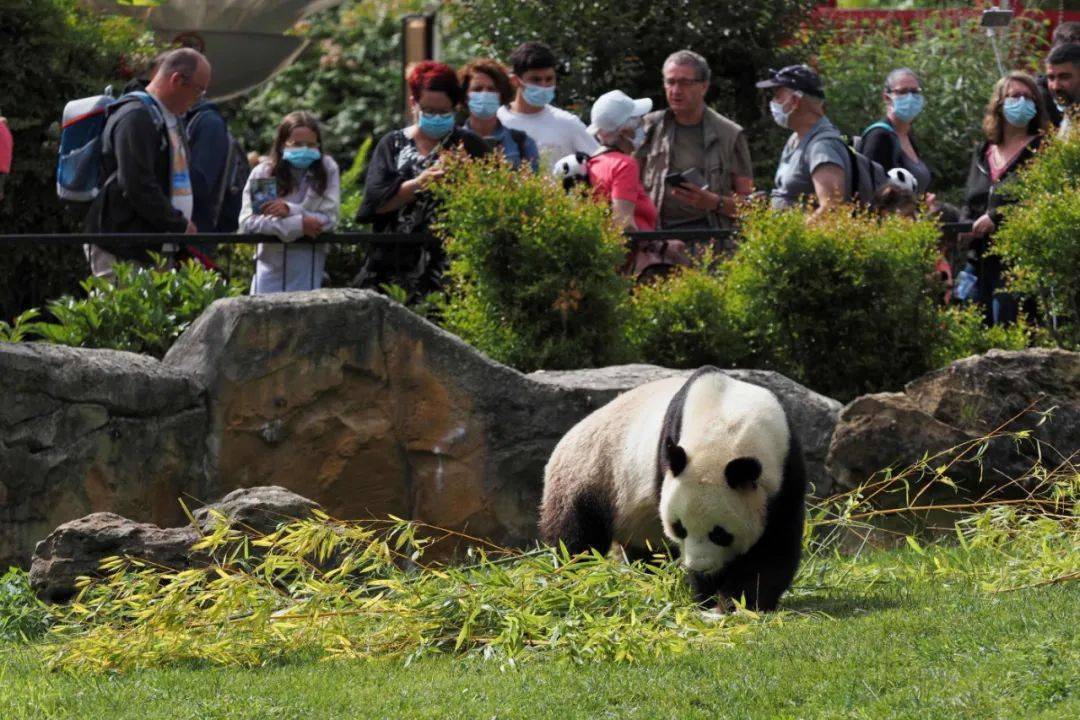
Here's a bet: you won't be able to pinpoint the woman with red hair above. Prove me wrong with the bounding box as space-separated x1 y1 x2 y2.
357 61 487 294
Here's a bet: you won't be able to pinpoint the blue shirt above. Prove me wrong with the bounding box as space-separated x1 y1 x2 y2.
464 120 540 171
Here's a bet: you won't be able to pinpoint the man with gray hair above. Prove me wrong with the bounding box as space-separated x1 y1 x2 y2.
85 47 211 277
635 50 753 234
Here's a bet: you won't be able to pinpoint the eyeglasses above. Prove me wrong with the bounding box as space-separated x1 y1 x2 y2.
663 78 705 88
1004 92 1035 101
181 76 208 99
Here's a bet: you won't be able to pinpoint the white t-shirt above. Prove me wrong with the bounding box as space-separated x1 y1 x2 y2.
149 94 194 222
497 104 600 172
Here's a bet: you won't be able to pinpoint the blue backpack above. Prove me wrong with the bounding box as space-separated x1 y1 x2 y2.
56 87 164 203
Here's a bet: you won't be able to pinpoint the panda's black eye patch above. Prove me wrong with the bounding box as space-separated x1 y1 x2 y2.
709 525 734 547
725 457 762 490
672 520 687 539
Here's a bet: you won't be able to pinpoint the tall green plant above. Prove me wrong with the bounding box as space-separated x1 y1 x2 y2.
724 205 944 400
807 15 1048 196
995 132 1080 349
432 155 630 371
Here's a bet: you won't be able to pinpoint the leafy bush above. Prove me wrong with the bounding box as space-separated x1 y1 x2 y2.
806 15 1047 197
932 304 1041 368
0 567 50 641
723 205 944 400
25 258 241 358
624 262 747 369
995 133 1080 349
0 0 156 320
432 155 630 371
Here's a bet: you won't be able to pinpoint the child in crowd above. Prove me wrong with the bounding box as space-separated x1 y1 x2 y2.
240 111 340 294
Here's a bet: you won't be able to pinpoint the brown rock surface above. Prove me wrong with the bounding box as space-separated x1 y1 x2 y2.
827 348 1080 498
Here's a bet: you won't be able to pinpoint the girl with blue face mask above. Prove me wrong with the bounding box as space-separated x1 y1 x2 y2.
240 111 341 294
859 68 932 196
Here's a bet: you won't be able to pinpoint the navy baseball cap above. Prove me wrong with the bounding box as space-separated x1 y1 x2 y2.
756 65 825 99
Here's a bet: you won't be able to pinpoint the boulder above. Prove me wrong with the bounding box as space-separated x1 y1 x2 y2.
29 512 199 604
827 348 1080 498
530 364 843 496
193 485 321 535
0 343 208 570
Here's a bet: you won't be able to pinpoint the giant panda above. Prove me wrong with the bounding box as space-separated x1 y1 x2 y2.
539 366 806 611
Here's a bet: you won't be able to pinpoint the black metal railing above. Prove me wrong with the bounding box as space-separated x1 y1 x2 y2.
0 228 739 294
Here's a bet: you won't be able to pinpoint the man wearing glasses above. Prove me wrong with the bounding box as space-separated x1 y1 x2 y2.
635 50 754 234
85 48 210 278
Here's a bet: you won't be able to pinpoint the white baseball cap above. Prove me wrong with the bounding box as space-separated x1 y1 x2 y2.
587 90 653 134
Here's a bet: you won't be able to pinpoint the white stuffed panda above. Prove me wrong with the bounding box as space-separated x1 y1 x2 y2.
540 366 806 611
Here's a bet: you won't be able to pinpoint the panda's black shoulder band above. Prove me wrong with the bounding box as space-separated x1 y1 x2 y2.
654 366 724 498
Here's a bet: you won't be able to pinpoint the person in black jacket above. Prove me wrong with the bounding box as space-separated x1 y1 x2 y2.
961 71 1050 327
860 68 932 196
85 48 211 278
356 60 487 295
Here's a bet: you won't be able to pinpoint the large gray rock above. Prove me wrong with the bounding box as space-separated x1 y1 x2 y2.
29 512 199 603
531 364 843 496
192 485 321 535
828 348 1080 498
30 486 322 603
0 343 209 569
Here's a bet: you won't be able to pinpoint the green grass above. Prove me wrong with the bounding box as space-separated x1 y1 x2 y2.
1 548 1076 720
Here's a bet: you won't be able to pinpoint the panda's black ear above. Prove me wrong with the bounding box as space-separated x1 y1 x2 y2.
665 437 688 477
725 457 761 490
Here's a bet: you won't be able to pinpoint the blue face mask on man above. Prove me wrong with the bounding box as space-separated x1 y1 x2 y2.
419 111 455 139
522 83 556 108
282 147 321 169
1003 96 1037 127
891 92 925 122
468 91 501 120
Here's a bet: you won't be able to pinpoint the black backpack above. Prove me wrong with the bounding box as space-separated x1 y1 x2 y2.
818 126 891 208
186 107 249 232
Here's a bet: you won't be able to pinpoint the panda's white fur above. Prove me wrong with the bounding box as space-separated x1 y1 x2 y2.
540 368 803 608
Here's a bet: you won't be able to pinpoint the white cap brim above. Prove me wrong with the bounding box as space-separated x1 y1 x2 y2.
587 97 653 134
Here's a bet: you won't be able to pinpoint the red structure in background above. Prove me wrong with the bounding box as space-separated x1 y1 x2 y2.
813 2 1080 42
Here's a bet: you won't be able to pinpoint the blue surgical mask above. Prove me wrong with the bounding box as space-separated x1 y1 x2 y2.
418 111 455 139
522 83 556 108
282 147 321 169
769 99 793 129
468 91 501 119
1003 97 1037 127
891 92 925 122
630 126 646 150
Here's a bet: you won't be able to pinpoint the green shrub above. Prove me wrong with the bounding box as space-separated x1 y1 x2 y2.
932 304 1041 368
27 258 242 358
0 0 156 320
995 133 1080 349
723 205 943 400
806 15 1047 198
625 263 747 369
432 155 631 371
0 567 50 642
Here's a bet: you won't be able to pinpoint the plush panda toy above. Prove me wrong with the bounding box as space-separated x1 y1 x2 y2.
540 366 806 611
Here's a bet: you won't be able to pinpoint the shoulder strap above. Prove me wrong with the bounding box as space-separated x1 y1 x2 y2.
861 120 895 136
861 120 901 167
508 128 528 149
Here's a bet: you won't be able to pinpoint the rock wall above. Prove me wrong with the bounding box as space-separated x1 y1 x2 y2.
1 288 873 566
0 344 208 569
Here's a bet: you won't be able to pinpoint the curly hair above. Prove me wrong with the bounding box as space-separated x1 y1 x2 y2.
407 61 464 106
459 59 515 106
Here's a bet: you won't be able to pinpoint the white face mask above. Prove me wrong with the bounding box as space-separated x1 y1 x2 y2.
770 98 795 129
